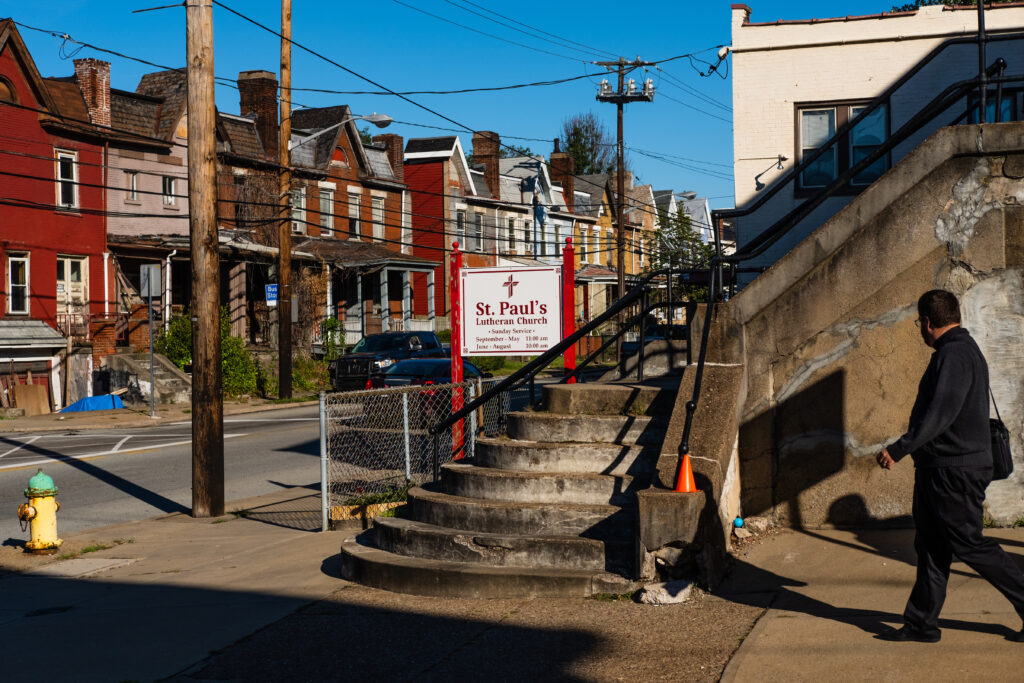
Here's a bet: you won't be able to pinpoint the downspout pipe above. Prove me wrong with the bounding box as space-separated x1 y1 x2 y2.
164 249 177 328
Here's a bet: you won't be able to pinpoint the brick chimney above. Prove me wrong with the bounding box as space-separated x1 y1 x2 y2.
471 130 501 198
74 59 111 127
237 70 279 158
373 134 405 183
549 138 575 213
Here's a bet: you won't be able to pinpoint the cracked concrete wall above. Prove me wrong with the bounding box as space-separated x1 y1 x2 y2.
724 123 1024 528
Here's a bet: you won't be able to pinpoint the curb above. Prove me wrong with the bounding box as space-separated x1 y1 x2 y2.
0 398 320 433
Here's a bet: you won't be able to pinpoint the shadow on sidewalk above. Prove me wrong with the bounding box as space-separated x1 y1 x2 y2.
0 436 187 514
234 491 322 532
1 573 599 682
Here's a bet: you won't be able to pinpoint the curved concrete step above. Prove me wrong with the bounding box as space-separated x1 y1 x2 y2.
506 412 665 445
340 532 639 598
442 462 638 505
373 516 629 571
475 437 656 476
408 486 634 538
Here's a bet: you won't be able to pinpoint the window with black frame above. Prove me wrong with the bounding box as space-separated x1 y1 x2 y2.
797 101 889 194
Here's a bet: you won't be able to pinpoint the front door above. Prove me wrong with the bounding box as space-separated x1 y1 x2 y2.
56 255 88 317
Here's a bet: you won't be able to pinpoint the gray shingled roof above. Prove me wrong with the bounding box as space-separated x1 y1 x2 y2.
135 70 187 141
468 169 494 199
0 320 67 348
405 136 457 155
110 89 162 138
220 115 265 160
364 144 396 181
498 156 545 180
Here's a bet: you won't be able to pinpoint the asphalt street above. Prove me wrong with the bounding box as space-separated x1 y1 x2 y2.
0 404 321 541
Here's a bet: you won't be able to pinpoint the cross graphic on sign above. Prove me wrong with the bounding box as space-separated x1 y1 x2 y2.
502 274 519 298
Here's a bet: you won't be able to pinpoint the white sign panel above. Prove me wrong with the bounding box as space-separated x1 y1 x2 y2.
460 266 562 356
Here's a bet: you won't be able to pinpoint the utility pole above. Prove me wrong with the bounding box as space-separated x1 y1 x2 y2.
278 0 293 399
186 0 224 517
595 58 655 346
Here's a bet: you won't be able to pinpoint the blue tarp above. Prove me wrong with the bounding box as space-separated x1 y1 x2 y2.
61 394 125 413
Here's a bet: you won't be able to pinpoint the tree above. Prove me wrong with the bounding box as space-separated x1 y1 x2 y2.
358 125 373 145
654 209 715 300
560 112 617 175
466 142 534 164
891 0 1013 10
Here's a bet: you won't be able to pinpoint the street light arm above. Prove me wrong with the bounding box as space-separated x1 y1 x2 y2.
288 113 392 151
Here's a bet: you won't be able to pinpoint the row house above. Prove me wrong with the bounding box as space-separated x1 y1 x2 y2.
284 102 438 343
0 20 111 409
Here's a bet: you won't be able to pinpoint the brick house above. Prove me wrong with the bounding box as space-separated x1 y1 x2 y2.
0 20 111 408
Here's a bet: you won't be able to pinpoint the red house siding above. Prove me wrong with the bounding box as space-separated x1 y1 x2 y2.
0 44 107 330
405 162 445 317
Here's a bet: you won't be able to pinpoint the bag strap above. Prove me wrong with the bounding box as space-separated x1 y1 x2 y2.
989 386 1004 423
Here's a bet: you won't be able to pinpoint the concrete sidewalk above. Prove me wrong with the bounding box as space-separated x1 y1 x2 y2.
0 397 319 433
4 488 1022 681
719 527 1024 682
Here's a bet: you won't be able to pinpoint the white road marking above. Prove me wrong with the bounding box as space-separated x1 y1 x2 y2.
0 435 41 458
0 433 249 471
170 418 319 425
110 436 132 453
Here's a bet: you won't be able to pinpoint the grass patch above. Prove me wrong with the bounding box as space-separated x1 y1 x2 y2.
378 504 408 518
56 538 133 560
182 408 191 414
270 395 317 404
591 591 635 602
983 515 997 528
343 483 412 507
1013 517 1024 528
231 509 252 519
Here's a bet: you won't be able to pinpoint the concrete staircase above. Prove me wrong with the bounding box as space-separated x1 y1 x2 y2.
100 351 191 404
339 381 677 598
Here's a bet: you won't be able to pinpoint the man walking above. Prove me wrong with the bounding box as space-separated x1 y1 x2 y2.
877 289 1024 643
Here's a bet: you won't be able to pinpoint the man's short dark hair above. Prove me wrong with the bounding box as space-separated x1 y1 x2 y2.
918 289 961 327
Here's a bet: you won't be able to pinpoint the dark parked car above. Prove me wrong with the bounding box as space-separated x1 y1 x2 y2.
331 331 445 391
368 358 489 389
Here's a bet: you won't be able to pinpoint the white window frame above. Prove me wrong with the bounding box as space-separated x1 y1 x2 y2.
455 209 467 247
162 175 177 206
55 149 78 209
7 253 29 314
125 170 139 202
318 185 334 236
470 212 484 252
371 196 385 241
401 191 412 255
348 192 361 239
291 187 307 235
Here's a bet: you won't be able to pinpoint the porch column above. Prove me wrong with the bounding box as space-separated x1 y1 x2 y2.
324 264 332 318
402 270 411 329
427 269 435 328
380 268 389 332
356 274 364 335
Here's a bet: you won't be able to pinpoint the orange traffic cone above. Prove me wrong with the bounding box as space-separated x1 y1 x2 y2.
673 452 698 493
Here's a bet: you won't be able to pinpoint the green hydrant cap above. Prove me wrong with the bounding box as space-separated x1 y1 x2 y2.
25 468 58 498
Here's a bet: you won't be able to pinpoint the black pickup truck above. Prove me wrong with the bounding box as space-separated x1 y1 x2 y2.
331 331 446 391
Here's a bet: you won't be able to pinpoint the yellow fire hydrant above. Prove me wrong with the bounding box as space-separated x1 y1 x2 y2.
17 468 62 554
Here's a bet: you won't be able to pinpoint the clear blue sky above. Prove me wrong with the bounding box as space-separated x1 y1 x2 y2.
4 1 902 208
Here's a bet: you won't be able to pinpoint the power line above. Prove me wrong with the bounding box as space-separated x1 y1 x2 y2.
390 0 586 63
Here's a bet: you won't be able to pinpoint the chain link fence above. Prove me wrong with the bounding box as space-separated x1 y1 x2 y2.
319 378 537 529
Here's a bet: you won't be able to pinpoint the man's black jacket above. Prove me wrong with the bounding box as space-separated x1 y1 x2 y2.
887 326 992 468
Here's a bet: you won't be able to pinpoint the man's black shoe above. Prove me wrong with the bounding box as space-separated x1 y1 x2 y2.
876 625 941 643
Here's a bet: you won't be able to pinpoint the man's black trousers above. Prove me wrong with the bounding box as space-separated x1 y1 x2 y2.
904 466 1024 633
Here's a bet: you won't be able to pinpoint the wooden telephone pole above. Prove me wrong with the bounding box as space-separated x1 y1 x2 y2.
186 0 224 516
278 0 293 399
595 58 655 344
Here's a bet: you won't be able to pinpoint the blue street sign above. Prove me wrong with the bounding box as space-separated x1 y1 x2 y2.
266 284 278 307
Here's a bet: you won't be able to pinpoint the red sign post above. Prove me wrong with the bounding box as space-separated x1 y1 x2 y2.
449 243 464 456
562 237 576 383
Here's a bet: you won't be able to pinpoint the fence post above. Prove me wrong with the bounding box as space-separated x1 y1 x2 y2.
402 391 411 482
319 391 328 532
468 382 477 460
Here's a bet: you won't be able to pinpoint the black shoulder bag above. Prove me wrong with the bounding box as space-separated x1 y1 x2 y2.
990 388 1014 481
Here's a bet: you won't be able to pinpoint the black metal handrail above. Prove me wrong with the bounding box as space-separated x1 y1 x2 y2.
680 64 1019 464
429 266 695 438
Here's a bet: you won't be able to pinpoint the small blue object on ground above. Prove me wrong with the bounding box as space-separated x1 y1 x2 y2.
61 394 125 413
734 517 744 528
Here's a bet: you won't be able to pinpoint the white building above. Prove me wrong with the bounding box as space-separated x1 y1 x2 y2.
729 2 1024 274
